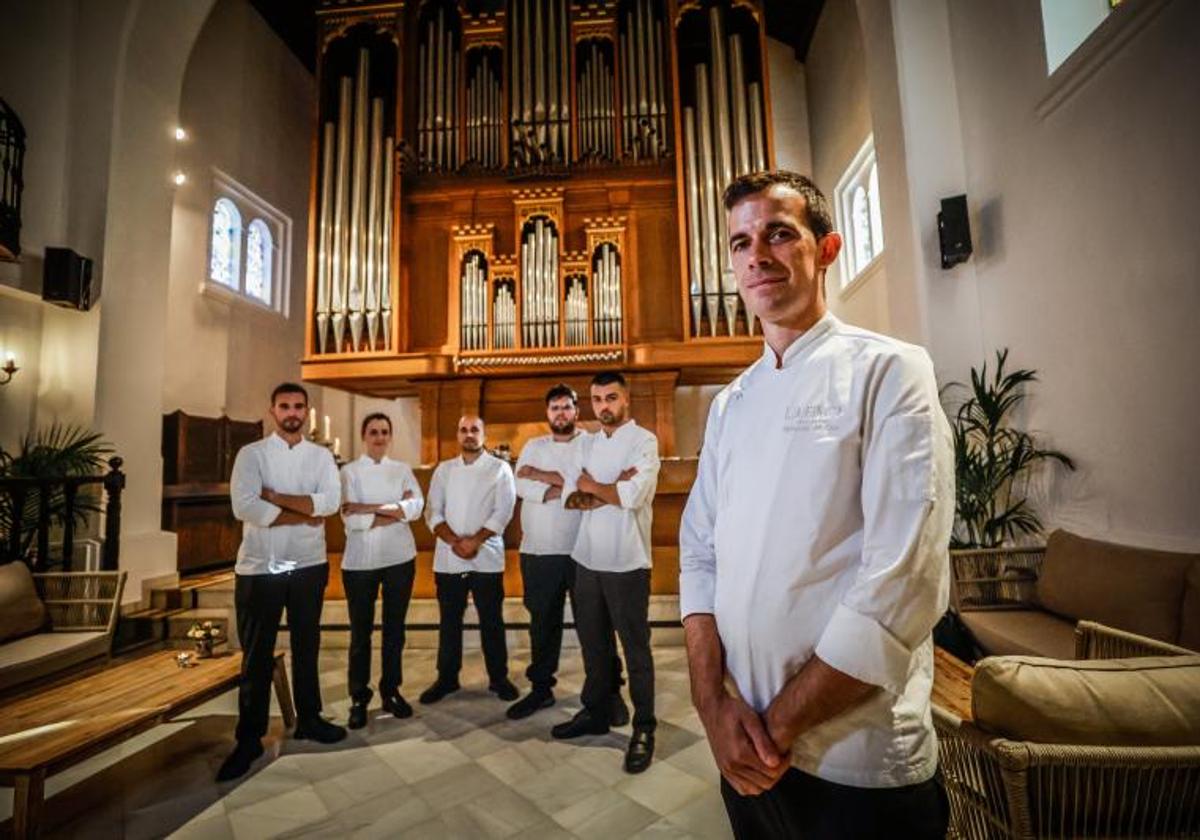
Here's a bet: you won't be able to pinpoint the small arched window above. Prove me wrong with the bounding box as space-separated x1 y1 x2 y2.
835 136 885 288
210 198 242 288
245 218 273 304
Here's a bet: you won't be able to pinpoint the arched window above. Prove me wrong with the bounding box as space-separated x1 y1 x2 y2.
245 218 273 304
209 198 242 288
868 163 884 258
851 185 872 272
835 136 884 288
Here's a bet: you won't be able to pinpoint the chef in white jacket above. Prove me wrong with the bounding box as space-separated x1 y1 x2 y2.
551 371 661 776
506 383 628 724
339 412 424 728
218 382 345 783
420 414 518 704
679 171 953 840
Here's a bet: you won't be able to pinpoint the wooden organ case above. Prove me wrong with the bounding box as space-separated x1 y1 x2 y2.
302 2 776 589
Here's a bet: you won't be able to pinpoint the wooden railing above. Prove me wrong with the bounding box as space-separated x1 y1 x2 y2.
0 457 125 571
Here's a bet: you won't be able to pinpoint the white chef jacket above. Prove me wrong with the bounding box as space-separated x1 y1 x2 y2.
566 420 660 573
679 313 954 788
340 455 425 570
515 433 587 556
425 451 516 574
231 433 341 575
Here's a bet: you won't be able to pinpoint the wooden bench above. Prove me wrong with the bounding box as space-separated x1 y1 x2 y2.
0 649 294 839
932 646 974 721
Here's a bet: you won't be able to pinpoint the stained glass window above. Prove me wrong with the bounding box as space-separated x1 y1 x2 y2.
209 198 242 288
246 218 273 304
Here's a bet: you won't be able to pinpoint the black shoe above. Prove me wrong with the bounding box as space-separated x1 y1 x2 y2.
293 717 348 744
347 701 368 730
419 680 460 704
551 709 610 740
610 693 631 727
216 740 264 782
506 690 554 720
489 679 519 701
624 728 655 774
381 693 413 719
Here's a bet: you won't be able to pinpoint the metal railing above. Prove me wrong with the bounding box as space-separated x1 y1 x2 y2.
0 456 125 571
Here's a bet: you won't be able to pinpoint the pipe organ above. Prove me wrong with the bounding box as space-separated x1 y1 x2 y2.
305 0 779 423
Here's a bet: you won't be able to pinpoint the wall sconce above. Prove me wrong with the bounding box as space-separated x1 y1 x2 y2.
172 171 187 186
0 352 18 385
174 126 188 141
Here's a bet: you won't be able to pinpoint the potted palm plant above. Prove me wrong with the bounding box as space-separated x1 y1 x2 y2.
942 349 1074 550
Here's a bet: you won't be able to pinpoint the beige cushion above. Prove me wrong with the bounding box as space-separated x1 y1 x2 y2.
1179 563 1200 653
973 654 1200 746
0 631 108 692
960 609 1076 659
0 562 47 643
1036 529 1195 643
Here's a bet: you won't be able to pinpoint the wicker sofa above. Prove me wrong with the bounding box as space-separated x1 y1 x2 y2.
0 561 126 693
936 622 1200 839
950 529 1200 659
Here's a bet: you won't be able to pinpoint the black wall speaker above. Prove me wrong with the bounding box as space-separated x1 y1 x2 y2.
938 195 972 269
42 247 99 310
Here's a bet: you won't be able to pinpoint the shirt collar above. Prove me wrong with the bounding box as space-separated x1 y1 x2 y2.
599 419 638 440
268 432 303 451
358 453 387 467
758 311 839 371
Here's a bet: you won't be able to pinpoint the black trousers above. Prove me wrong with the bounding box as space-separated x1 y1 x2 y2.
234 563 329 744
521 552 624 694
342 561 416 703
720 768 949 840
574 564 655 730
434 571 508 684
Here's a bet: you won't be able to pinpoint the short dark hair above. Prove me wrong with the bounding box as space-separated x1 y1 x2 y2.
360 412 392 437
271 382 308 405
590 371 627 390
722 170 833 239
545 383 578 405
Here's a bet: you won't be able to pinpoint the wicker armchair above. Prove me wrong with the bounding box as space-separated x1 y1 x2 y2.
0 571 126 692
936 623 1200 839
949 546 1046 613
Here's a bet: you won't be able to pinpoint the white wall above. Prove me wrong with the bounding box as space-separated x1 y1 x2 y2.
852 0 1200 550
767 36 812 175
805 0 890 333
163 0 317 430
935 0 1200 549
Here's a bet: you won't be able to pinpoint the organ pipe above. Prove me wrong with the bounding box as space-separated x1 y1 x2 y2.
680 3 769 336
314 48 394 355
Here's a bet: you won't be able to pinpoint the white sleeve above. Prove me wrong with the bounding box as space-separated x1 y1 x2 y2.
309 451 342 516
398 465 425 522
679 399 722 618
615 434 660 510
514 440 550 503
340 466 373 532
425 463 448 531
230 446 281 527
814 349 954 695
484 462 517 534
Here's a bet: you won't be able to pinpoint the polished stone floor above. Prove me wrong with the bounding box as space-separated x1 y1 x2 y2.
5 646 733 839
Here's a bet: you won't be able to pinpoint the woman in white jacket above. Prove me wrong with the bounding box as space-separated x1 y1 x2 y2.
340 413 424 727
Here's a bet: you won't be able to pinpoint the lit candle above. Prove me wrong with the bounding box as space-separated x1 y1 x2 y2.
308 408 317 435
333 437 341 457
323 415 331 441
